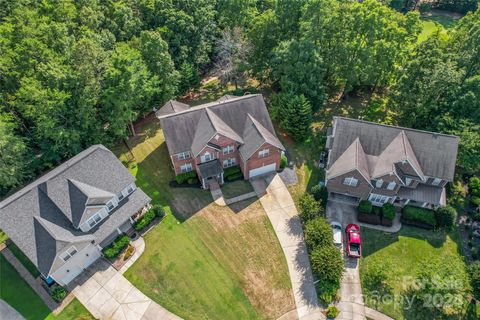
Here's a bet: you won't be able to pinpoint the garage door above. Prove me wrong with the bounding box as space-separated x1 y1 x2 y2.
54 244 101 285
249 163 276 178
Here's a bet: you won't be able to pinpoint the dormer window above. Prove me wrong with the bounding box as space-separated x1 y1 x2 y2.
60 246 78 262
127 184 134 194
107 200 115 211
405 178 413 186
118 192 124 201
343 177 358 187
431 178 442 186
375 179 383 188
87 213 102 228
387 182 396 190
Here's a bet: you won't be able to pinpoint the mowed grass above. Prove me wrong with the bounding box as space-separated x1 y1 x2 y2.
8 242 41 278
418 14 457 43
221 180 254 199
359 226 469 319
118 120 295 320
0 229 8 243
0 255 92 320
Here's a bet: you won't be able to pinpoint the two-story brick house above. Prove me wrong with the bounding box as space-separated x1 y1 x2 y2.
157 94 285 189
324 117 459 209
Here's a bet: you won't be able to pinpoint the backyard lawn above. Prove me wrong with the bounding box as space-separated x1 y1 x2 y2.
360 226 470 320
116 119 295 320
418 14 458 43
0 254 93 320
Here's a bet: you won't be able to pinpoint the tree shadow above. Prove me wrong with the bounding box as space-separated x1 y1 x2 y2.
227 197 258 214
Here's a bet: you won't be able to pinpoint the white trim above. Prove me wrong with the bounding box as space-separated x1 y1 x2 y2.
405 158 425 182
375 179 383 188
431 178 442 186
193 133 220 157
180 162 193 173
327 168 374 188
177 151 191 160
343 177 358 187
387 181 396 190
222 145 234 155
258 148 270 158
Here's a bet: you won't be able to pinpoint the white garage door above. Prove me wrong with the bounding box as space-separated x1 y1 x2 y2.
249 163 276 178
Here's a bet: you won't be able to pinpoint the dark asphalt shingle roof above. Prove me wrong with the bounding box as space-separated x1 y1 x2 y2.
197 160 223 178
398 184 446 205
156 100 189 117
328 117 459 181
0 145 151 276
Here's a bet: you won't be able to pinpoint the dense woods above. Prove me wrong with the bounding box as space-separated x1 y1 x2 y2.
0 0 479 196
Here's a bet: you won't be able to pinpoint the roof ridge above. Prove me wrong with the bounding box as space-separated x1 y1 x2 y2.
0 145 109 210
334 117 459 139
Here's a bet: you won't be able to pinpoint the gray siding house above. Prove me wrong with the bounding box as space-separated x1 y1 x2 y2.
325 117 459 209
0 145 151 285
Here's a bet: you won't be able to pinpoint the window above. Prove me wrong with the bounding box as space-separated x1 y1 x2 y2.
405 178 413 186
369 194 390 204
223 145 234 155
127 184 134 194
387 182 396 190
223 158 236 168
431 178 442 186
118 192 124 201
106 201 115 211
60 246 78 262
87 213 102 228
180 163 193 173
201 152 212 163
177 152 190 160
343 177 358 187
375 179 383 188
258 148 270 158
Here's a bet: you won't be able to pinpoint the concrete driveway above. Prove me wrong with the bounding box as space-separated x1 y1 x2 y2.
70 259 181 320
251 174 324 320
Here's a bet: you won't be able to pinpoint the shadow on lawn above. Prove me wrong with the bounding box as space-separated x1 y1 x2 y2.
228 197 257 214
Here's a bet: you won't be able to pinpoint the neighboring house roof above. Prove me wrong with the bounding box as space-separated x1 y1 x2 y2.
158 94 285 158
156 100 190 117
328 117 459 181
0 145 151 276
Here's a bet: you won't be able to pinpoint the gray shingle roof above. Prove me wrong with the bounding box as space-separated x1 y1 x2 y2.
197 160 223 178
240 114 285 160
159 94 284 159
0 145 151 276
328 117 459 181
398 184 446 205
156 100 190 117
326 138 371 182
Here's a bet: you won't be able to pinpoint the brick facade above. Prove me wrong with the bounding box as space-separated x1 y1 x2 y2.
242 143 281 179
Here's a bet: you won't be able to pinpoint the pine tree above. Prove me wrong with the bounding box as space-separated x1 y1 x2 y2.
282 94 312 142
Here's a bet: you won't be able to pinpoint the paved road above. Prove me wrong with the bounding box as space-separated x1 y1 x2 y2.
0 299 25 320
251 174 325 320
70 259 182 320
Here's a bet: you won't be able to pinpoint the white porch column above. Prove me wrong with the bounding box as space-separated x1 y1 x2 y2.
422 202 428 208
116 228 122 234
129 217 134 223
404 199 411 205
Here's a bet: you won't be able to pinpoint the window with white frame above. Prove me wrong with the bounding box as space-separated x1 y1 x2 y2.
106 200 115 211
223 158 235 168
375 179 383 188
60 246 78 262
223 145 234 155
177 152 190 160
201 152 212 163
127 184 135 194
405 177 413 186
343 177 358 187
431 178 442 186
369 193 390 204
87 213 102 228
258 148 270 158
118 191 124 201
387 181 396 190
180 163 193 173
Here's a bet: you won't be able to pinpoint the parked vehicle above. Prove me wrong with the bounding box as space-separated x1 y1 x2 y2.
345 224 361 258
330 221 343 250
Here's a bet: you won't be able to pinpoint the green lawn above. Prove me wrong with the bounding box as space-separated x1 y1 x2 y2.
418 15 458 43
0 229 7 243
9 242 41 278
221 180 254 199
0 254 93 320
360 226 470 320
117 120 295 320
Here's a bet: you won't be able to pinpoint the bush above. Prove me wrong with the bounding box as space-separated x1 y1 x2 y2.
317 280 337 305
358 200 373 214
226 172 243 181
187 177 198 185
326 306 339 319
152 205 165 218
310 184 328 203
474 212 480 222
401 205 437 228
280 154 288 169
310 245 343 295
51 285 67 302
469 176 480 197
176 171 197 184
102 234 129 259
382 203 396 220
304 218 332 250
435 206 457 229
298 193 321 222
224 165 241 178
134 210 156 231
469 262 480 299
472 196 480 207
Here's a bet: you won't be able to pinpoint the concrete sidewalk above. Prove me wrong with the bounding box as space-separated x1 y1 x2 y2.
251 174 325 320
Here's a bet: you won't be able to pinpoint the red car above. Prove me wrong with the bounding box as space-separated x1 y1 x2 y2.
345 224 361 258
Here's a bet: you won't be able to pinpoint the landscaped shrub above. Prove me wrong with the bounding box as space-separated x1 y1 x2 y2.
123 245 135 261
50 285 67 302
358 200 373 214
280 154 288 169
472 196 480 207
134 210 156 231
310 184 328 203
224 166 241 178
474 212 480 222
298 193 321 222
310 245 343 300
382 203 396 220
435 205 457 229
102 234 129 259
187 177 199 185
175 171 197 184
226 172 243 181
326 306 339 319
152 205 165 218
401 205 437 229
470 262 480 300
469 176 480 197
304 217 332 250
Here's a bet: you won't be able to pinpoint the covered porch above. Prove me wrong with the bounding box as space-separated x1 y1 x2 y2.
198 160 224 190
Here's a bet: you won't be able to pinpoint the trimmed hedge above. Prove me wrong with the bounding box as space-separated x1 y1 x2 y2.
280 154 288 169
358 200 381 224
224 165 241 178
401 205 437 229
435 205 457 229
358 200 373 214
175 171 197 184
134 205 165 231
102 234 129 259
